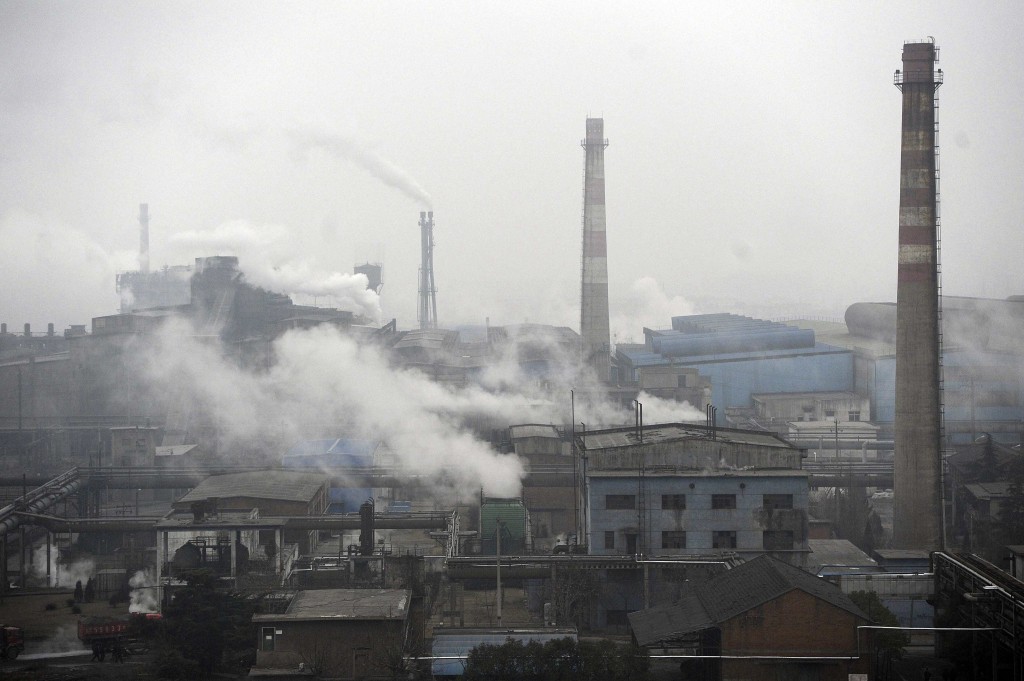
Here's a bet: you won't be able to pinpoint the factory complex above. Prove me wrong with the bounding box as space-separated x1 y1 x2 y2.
2 39 1024 681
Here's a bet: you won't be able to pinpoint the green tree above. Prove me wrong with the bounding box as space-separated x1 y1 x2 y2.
463 637 648 681
155 569 256 678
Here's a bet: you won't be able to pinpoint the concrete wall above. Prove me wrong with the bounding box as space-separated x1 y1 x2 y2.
586 473 808 557
255 618 407 679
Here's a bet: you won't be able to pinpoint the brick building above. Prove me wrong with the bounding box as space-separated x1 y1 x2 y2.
629 555 872 680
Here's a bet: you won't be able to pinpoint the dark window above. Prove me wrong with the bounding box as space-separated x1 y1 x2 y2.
260 627 276 652
848 411 861 421
662 531 686 549
662 494 686 510
604 531 615 550
712 531 737 549
711 494 736 510
763 530 794 551
625 533 638 554
763 494 794 511
606 494 636 510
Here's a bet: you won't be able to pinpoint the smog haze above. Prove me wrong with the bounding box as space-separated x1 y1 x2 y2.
2 1 1022 335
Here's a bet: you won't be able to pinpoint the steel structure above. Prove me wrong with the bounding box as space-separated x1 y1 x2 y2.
417 211 438 329
893 39 945 550
580 118 610 381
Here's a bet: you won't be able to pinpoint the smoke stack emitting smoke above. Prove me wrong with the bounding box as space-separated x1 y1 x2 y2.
289 128 433 209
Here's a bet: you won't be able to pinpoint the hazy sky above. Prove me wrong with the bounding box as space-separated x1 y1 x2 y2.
2 1 1022 338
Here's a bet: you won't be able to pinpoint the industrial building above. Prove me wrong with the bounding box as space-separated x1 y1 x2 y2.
251 588 412 679
614 314 855 425
577 423 809 561
628 555 872 681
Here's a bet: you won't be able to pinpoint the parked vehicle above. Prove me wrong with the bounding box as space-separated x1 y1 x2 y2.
78 613 161 659
1 625 25 660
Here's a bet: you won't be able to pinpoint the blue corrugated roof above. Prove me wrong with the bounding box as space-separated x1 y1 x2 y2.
618 342 847 368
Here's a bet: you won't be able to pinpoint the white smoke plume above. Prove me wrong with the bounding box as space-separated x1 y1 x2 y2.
128 568 159 613
633 391 706 424
30 545 96 588
168 220 382 322
288 128 433 209
611 277 697 346
140 319 523 497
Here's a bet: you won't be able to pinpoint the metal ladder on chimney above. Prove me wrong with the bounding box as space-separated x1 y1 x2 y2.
933 68 950 546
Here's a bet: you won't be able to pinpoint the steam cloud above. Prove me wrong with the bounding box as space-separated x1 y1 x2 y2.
168 220 382 322
289 128 433 209
142 319 525 497
30 545 96 588
611 277 697 345
129 568 159 613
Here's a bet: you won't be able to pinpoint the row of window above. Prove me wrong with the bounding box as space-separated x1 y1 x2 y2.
605 493 794 511
603 529 795 551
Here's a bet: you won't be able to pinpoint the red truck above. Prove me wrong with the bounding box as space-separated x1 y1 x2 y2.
1 625 25 660
78 613 161 659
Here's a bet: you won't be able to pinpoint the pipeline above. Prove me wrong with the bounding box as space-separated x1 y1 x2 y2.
0 468 82 537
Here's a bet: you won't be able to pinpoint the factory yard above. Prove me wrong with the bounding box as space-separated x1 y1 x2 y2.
0 591 158 680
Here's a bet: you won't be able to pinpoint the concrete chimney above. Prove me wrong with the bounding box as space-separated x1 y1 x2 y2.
139 203 150 274
892 40 944 550
24 323 30 337
580 118 611 381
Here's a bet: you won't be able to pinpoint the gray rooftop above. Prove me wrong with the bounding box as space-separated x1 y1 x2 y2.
175 470 326 505
253 588 410 622
579 423 795 451
629 555 868 646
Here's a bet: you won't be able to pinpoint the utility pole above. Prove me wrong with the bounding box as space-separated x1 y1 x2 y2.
495 520 503 628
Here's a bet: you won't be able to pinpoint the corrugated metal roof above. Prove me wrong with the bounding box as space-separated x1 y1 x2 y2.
431 629 578 676
579 424 795 451
252 589 409 622
175 470 325 505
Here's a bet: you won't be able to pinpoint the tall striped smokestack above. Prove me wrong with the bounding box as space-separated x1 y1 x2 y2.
580 118 610 382
139 203 150 274
893 40 943 550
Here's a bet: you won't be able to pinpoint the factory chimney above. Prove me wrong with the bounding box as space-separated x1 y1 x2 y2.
139 203 150 274
580 118 611 381
418 211 437 329
892 40 944 550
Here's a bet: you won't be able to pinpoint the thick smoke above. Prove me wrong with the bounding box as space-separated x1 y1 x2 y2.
633 391 705 423
288 128 433 209
30 545 96 588
128 568 159 613
168 220 382 322
140 319 524 497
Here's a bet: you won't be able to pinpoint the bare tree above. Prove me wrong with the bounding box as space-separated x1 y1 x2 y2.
295 634 339 678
